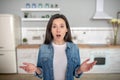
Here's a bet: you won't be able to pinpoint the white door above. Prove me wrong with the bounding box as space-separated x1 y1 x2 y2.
0 15 15 50
0 51 17 73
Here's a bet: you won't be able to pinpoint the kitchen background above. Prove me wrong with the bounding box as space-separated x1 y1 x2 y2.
0 0 120 80
0 0 120 44
0 0 119 27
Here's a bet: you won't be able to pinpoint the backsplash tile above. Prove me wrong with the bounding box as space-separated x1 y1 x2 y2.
22 27 45 44
22 27 114 44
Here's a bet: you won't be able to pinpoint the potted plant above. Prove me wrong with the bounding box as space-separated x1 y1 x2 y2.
22 38 28 44
110 19 120 45
24 12 29 18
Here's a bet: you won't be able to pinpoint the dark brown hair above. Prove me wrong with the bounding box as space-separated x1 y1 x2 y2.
44 14 72 44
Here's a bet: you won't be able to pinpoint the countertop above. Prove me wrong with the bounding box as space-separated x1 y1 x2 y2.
17 44 40 49
17 44 120 49
78 44 120 48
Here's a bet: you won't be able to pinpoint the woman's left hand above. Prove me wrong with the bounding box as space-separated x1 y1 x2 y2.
77 59 97 74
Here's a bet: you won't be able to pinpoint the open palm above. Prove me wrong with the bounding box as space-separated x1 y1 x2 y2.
77 59 97 73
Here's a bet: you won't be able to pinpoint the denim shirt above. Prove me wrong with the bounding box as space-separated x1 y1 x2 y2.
35 42 82 80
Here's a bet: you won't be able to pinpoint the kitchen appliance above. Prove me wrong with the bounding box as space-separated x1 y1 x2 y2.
94 57 106 65
93 0 112 19
0 14 21 73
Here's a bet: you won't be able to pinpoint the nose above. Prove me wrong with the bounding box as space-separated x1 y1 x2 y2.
56 27 60 33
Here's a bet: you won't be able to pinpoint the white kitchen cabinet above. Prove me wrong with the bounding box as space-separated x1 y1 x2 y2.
0 51 17 73
79 47 120 73
17 46 39 74
107 48 120 73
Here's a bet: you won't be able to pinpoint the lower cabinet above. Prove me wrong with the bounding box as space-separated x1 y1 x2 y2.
80 48 120 73
0 51 17 73
17 47 39 74
17 45 120 74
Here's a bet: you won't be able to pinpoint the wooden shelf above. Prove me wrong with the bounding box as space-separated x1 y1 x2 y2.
22 18 49 21
21 8 60 12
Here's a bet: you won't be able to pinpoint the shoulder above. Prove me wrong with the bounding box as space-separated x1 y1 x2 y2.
39 44 51 49
66 42 79 49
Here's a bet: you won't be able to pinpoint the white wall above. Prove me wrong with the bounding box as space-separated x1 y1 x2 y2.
0 0 120 27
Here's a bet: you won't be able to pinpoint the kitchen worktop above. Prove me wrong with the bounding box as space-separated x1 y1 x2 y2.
17 44 120 49
17 44 40 49
78 44 120 48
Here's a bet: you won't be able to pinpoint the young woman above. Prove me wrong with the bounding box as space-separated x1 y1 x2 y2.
20 14 97 80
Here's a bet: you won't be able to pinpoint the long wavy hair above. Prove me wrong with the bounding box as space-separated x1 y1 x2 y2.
44 14 72 44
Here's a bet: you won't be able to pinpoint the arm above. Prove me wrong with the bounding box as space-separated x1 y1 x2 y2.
73 45 83 78
76 59 97 74
19 47 43 78
34 47 43 78
73 45 96 77
19 62 42 74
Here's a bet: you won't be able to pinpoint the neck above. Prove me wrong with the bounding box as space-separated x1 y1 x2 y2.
53 40 65 45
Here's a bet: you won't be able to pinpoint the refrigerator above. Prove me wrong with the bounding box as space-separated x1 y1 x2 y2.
0 14 21 73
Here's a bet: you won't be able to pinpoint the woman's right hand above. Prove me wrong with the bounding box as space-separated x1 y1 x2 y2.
19 62 37 73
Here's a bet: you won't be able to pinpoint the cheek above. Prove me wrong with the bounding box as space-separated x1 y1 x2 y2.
64 30 67 34
51 31 56 37
62 31 67 37
51 29 54 34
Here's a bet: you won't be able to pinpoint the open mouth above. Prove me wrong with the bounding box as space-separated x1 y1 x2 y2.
56 34 61 38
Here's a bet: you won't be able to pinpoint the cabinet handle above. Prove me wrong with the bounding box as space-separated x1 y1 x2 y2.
0 46 4 49
0 54 4 56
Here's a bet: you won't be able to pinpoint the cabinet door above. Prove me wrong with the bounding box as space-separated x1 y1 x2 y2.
0 15 15 50
80 48 120 73
80 48 91 62
108 49 120 73
0 51 17 73
17 48 39 74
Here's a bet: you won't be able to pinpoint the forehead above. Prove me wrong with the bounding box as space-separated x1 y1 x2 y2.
52 18 65 24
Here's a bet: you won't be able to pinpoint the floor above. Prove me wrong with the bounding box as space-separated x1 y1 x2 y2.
0 73 120 80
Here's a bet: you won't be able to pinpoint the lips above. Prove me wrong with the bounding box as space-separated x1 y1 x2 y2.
56 34 61 38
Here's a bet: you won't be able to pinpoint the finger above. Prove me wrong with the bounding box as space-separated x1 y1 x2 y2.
92 61 97 65
19 66 25 68
94 61 97 65
23 62 30 65
19 66 23 68
90 61 97 69
83 58 90 64
19 66 26 71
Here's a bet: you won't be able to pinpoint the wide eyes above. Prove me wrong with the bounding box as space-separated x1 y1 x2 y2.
52 24 65 28
52 25 56 28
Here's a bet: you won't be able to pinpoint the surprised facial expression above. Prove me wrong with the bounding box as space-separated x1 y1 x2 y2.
51 18 68 42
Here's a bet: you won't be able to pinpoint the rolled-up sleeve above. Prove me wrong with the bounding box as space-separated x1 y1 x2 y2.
74 45 83 78
34 68 43 78
34 47 43 78
74 66 83 78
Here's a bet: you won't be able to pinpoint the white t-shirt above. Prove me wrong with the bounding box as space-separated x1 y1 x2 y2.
52 42 67 80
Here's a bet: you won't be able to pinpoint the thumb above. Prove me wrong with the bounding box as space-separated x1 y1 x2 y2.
82 58 90 64
23 62 30 66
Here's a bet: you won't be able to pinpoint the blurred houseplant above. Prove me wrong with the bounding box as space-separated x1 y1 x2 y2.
110 19 120 45
24 12 29 18
22 38 28 44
